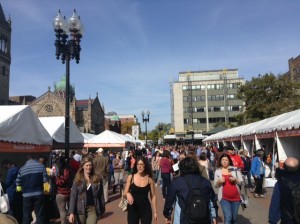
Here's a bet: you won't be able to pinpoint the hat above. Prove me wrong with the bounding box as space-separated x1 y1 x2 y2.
97 148 103 153
73 154 81 162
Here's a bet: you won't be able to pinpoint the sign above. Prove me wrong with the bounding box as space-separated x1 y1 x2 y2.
132 125 139 138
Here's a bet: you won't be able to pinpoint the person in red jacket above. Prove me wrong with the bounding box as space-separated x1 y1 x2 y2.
227 146 244 171
55 156 72 224
159 150 173 199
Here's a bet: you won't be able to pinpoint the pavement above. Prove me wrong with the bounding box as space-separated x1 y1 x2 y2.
99 175 273 224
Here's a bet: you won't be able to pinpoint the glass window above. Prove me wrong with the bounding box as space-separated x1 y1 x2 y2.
232 106 240 111
214 106 221 112
201 85 206 90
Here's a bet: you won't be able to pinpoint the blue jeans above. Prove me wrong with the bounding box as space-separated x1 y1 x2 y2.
23 194 45 224
220 199 240 224
161 173 171 198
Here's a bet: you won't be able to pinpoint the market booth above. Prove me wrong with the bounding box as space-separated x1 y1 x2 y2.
0 105 52 153
0 105 53 176
39 116 84 150
203 108 300 187
84 130 134 153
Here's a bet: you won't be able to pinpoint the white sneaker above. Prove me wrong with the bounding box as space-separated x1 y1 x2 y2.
155 183 157 187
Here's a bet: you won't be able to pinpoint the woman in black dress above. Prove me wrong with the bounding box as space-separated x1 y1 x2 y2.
123 156 158 224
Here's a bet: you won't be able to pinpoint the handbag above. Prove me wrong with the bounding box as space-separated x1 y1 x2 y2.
0 183 10 213
118 190 128 212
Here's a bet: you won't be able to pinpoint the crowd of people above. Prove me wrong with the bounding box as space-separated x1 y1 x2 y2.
0 143 299 224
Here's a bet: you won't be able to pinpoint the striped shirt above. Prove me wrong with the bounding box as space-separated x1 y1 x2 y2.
16 159 48 197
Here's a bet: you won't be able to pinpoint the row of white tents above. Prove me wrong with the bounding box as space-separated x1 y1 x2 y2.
0 105 141 153
203 108 300 162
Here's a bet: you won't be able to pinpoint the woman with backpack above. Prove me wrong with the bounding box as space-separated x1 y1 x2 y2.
214 154 243 224
163 156 217 224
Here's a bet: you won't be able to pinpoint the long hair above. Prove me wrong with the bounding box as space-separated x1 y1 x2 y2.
132 156 153 179
74 156 99 185
56 156 68 176
218 153 233 167
179 156 200 175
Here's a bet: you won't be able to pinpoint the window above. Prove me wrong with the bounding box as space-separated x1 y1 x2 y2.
215 84 223 89
196 107 205 112
214 106 221 112
232 106 240 111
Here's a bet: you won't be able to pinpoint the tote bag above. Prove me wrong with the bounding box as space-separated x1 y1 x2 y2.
0 182 10 213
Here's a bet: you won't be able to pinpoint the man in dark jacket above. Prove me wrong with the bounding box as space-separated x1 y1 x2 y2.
269 157 300 223
1 160 19 216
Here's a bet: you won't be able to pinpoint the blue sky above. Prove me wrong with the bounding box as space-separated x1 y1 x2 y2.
2 0 300 131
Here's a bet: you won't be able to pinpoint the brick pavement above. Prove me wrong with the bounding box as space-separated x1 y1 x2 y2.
99 174 273 224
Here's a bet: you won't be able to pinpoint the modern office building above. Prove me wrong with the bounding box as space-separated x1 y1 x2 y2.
0 3 11 105
171 69 245 137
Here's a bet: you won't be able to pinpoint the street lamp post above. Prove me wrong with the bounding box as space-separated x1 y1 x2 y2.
158 123 163 145
53 9 83 161
141 110 150 147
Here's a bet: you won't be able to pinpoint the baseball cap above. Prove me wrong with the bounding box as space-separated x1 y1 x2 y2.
96 148 103 153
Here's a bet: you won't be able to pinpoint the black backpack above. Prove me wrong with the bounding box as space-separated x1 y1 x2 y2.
184 176 210 224
281 178 300 223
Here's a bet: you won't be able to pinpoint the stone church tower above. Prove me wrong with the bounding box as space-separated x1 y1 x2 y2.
29 76 105 135
0 3 11 105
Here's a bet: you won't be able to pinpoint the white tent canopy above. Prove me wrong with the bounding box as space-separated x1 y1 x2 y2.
81 133 96 143
0 105 52 152
39 116 84 149
86 130 130 147
204 108 300 142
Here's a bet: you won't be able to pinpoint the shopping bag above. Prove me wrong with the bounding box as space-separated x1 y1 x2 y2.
118 190 128 212
0 183 10 213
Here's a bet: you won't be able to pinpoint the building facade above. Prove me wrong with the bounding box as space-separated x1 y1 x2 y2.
172 69 245 135
105 112 137 134
10 76 106 134
0 4 11 105
288 55 300 82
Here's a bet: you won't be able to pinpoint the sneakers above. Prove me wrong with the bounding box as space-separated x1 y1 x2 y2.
254 193 260 198
254 193 265 198
155 183 157 187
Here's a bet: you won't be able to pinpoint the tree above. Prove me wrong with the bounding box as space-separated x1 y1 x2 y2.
236 73 300 124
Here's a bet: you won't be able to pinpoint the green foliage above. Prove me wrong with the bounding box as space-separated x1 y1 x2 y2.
213 122 236 129
139 122 171 142
237 73 300 124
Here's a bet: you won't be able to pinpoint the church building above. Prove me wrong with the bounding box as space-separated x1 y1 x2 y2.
0 3 11 105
